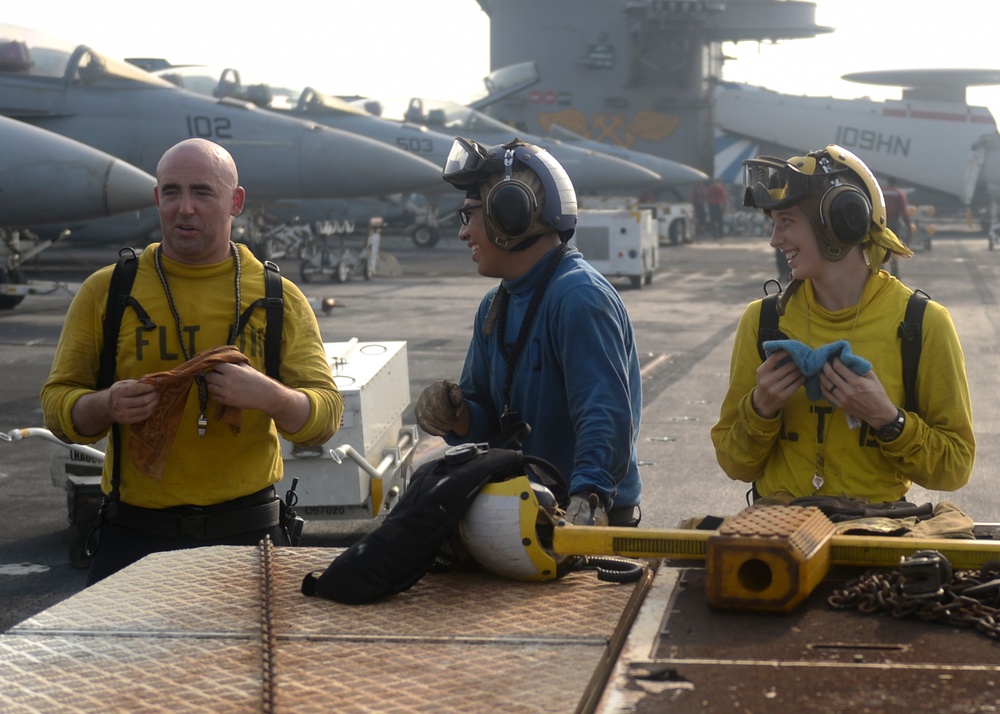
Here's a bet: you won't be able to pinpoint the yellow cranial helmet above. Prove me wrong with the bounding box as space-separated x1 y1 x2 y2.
458 475 575 581
743 145 898 262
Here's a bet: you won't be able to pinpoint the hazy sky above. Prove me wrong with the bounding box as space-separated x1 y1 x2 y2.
5 1 1000 116
721 0 1000 118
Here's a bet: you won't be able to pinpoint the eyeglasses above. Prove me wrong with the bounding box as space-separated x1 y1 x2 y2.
458 205 481 226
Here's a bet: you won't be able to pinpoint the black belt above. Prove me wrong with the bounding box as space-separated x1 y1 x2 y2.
112 487 281 540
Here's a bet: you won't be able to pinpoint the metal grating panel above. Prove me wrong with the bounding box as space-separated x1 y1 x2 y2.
1 546 648 713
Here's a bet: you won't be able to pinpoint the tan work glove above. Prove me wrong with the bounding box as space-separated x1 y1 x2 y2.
565 493 609 526
415 379 466 436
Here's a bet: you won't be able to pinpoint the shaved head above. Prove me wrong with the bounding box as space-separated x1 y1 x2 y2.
157 138 239 192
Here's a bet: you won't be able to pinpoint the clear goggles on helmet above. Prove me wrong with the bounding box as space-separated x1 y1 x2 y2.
742 155 835 210
442 136 495 189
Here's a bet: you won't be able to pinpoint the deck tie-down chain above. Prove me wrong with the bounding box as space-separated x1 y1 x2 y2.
828 550 1000 640
258 536 278 713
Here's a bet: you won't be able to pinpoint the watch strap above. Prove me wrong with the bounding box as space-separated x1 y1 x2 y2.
875 408 906 442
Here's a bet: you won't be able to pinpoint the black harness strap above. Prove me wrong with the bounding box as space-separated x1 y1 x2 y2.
495 243 570 427
235 259 284 381
98 248 154 520
99 248 141 391
264 260 283 382
756 292 786 361
898 289 929 413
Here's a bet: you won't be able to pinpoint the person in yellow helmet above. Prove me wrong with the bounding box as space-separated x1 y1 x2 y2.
712 145 974 505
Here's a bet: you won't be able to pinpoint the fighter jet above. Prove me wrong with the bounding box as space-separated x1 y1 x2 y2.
0 115 156 308
360 96 662 195
0 115 154 225
0 24 443 204
145 64 662 248
150 65 459 193
151 64 662 195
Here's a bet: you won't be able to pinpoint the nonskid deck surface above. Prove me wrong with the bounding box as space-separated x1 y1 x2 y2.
0 545 650 713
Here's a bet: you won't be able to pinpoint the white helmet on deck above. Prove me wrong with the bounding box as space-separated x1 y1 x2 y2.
458 475 575 581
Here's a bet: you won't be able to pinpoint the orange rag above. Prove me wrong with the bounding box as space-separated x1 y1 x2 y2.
129 345 250 480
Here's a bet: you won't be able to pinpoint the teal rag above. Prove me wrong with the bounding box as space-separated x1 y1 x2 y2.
762 339 872 400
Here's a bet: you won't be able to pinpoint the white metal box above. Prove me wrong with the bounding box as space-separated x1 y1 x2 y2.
573 208 659 288
278 339 413 519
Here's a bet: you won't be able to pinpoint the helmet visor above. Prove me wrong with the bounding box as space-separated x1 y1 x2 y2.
442 136 490 188
742 156 828 210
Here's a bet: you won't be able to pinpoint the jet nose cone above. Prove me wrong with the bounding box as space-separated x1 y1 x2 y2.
104 160 158 215
299 125 442 198
0 117 156 224
547 146 661 193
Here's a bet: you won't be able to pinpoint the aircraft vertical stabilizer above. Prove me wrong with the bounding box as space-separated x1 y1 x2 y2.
713 130 759 184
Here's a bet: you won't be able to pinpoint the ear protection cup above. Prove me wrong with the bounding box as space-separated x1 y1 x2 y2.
820 183 872 245
486 179 537 238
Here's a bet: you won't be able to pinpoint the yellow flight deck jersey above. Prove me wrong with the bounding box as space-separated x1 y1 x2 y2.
41 243 343 509
712 271 974 503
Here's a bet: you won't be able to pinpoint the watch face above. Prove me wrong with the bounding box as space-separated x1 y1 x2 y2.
879 424 902 439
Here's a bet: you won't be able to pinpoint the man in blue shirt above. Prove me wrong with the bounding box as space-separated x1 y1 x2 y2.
415 137 643 526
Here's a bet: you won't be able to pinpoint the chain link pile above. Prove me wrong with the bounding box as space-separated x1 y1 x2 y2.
828 557 1000 640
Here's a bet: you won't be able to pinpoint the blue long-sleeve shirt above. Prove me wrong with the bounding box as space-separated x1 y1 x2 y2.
446 248 642 509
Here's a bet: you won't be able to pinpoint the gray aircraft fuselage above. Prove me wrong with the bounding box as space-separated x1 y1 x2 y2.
150 66 663 195
0 114 154 225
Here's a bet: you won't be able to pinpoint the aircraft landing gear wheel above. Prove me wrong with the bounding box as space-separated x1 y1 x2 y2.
0 268 25 309
334 260 350 283
411 225 440 248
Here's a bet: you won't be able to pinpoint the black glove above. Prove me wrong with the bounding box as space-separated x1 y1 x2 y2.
415 379 466 436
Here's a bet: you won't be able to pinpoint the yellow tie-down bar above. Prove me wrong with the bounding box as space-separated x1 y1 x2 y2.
551 506 1000 613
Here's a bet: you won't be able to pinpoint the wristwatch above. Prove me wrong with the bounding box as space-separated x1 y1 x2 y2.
874 408 906 442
